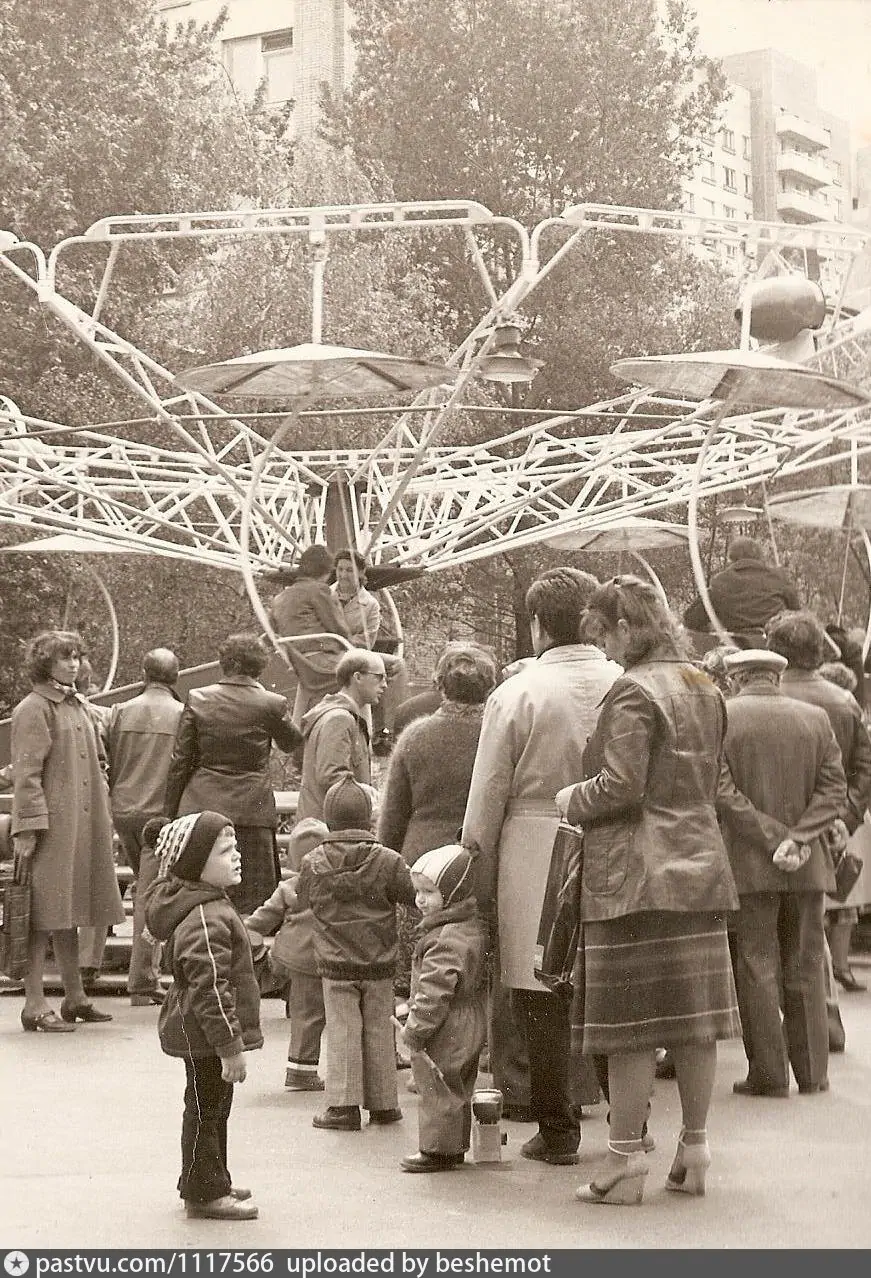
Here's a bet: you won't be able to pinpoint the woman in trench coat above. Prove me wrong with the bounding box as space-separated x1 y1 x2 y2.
11 630 123 1032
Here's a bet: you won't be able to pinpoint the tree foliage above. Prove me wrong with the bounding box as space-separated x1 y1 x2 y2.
324 0 726 219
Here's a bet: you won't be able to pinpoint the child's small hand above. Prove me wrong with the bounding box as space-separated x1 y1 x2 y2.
220 1052 247 1084
390 1014 408 1046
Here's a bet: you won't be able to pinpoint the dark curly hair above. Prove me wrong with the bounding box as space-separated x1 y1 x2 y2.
766 611 825 671
24 630 86 684
218 632 270 677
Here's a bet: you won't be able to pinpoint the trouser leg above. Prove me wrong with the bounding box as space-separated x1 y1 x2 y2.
512 986 579 1154
488 948 530 1110
287 973 326 1070
179 1055 233 1204
322 978 363 1107
734 893 789 1090
780 891 828 1091
360 978 399 1112
120 816 161 995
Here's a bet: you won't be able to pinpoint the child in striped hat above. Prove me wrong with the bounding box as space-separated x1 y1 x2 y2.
144 812 263 1221
395 844 489 1173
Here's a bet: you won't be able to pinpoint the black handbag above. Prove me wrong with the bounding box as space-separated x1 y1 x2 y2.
534 822 583 995
0 875 31 980
830 845 863 903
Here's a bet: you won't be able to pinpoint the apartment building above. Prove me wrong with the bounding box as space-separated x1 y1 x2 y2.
722 48 851 227
156 0 352 135
682 80 754 260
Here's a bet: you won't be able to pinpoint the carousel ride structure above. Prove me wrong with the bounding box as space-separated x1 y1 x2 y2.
2 199 871 659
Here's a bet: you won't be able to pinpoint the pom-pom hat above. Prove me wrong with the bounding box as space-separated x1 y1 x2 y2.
412 844 474 906
155 811 233 882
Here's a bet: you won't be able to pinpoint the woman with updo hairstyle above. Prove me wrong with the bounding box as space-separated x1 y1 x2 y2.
11 630 123 1031
165 632 302 915
556 576 741 1206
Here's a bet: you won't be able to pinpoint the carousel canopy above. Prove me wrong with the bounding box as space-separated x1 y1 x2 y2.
175 343 457 399
766 485 871 529
610 349 870 411
543 517 690 553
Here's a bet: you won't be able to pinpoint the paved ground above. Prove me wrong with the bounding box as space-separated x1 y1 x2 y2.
3 964 871 1253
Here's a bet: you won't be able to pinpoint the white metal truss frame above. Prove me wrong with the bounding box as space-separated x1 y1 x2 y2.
1 201 871 575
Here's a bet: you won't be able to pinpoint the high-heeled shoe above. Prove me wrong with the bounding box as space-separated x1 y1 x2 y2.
575 1140 649 1205
665 1129 711 1197
59 999 113 1024
21 1009 75 1034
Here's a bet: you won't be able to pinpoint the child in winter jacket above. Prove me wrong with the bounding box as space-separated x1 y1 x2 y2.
244 817 328 1091
395 844 488 1173
144 811 262 1221
298 776 416 1132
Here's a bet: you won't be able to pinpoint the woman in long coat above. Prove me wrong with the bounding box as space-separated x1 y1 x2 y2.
558 576 741 1205
11 630 123 1031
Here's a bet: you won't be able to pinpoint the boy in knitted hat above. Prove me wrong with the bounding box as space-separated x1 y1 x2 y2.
244 817 329 1091
144 812 263 1221
396 844 488 1173
298 776 416 1131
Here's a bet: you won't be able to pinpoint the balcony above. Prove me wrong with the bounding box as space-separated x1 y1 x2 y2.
776 188 826 223
776 149 832 189
775 112 830 152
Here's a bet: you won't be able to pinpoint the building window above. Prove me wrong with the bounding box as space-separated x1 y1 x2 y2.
261 29 294 103
831 159 842 186
722 128 735 153
723 167 737 191
744 174 752 196
701 158 715 184
725 243 738 258
835 199 843 219
742 135 751 159
723 205 737 219
703 198 716 216
684 192 695 213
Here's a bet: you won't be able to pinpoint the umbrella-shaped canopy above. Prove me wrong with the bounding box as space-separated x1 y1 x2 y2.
175 343 457 399
611 349 870 412
544 517 691 553
0 532 142 555
767 485 871 530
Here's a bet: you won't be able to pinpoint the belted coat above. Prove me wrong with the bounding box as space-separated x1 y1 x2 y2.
11 683 124 932
461 644 621 989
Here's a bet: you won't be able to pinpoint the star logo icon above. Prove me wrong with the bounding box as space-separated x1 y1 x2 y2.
4 1255 29 1276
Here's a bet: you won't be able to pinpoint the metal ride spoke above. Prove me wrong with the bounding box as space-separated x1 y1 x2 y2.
2 201 871 585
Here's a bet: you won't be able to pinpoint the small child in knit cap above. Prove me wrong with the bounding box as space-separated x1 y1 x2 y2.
395 844 488 1173
143 812 262 1221
298 776 416 1132
245 817 329 1091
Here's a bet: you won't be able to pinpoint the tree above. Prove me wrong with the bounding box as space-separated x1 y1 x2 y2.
325 0 725 221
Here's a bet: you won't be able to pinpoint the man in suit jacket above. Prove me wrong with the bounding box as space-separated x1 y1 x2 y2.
165 633 301 915
717 649 846 1098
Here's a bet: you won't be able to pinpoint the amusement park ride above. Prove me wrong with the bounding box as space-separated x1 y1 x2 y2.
2 198 871 671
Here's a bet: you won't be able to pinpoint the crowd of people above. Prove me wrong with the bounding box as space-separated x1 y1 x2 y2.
6 538 870 1220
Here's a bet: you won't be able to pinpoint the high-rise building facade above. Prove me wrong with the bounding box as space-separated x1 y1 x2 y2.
721 48 851 226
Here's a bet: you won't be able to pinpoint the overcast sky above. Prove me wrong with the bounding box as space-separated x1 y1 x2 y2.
688 0 871 145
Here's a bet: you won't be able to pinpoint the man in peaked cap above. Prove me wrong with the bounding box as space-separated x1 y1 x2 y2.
716 648 847 1098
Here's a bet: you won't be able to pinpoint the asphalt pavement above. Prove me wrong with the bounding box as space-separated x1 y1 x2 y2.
2 969 871 1251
